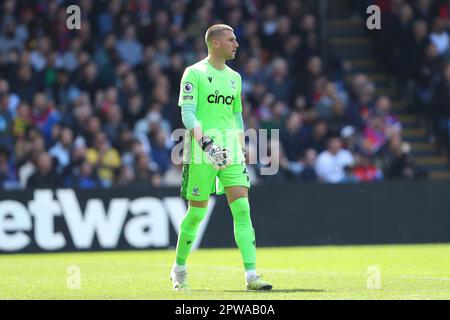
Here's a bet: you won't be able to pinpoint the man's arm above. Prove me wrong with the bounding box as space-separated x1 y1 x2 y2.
180 104 210 147
234 112 245 157
181 104 230 169
233 74 245 157
181 104 203 142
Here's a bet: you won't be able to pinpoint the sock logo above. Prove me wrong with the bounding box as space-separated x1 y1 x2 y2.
187 240 192 245
252 240 256 246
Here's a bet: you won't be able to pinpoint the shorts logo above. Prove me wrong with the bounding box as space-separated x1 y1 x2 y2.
192 187 200 196
183 95 193 100
230 80 236 89
183 82 193 93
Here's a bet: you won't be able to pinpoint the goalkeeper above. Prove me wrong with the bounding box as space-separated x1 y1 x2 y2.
170 24 272 291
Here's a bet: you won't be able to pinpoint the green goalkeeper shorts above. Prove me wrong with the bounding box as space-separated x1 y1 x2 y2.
181 162 251 201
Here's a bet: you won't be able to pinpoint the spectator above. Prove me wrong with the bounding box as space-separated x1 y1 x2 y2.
298 148 318 182
413 0 433 25
71 160 101 189
280 111 307 162
161 163 183 187
30 36 51 73
12 102 32 138
48 68 80 112
381 135 427 179
0 78 20 116
391 3 415 82
410 19 430 77
260 100 288 135
328 100 350 137
31 92 60 144
258 138 293 182
119 71 140 107
314 78 347 122
123 92 144 128
26 152 62 188
431 62 450 150
303 119 329 153
429 17 449 56
340 125 358 153
102 103 123 143
115 24 143 67
264 58 293 103
94 33 120 88
352 154 384 182
0 92 13 149
12 63 40 103
348 74 376 128
77 61 100 103
132 152 161 187
295 55 323 106
150 130 172 174
134 106 172 153
120 135 139 166
0 18 26 55
56 37 82 73
360 116 388 157
241 57 264 96
86 132 121 188
373 95 401 134
0 145 18 189
315 137 355 183
0 1 432 188
414 42 443 127
48 126 73 175
97 0 122 39
114 164 134 187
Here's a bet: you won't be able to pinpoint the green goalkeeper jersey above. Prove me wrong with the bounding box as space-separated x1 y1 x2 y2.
178 58 244 165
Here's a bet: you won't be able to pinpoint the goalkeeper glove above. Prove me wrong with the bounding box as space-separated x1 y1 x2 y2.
200 136 231 170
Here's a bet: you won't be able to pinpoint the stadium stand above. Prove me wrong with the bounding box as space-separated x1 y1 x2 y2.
0 0 449 191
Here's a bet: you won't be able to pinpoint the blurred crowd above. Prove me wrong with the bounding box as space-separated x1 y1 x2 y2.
369 0 450 154
0 0 436 190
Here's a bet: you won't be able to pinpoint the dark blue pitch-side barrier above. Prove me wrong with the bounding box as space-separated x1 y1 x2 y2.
1 180 449 253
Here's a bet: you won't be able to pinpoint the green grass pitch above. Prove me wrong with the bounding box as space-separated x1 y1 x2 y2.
1 244 449 299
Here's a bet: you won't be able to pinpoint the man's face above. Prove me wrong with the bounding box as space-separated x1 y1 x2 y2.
329 138 342 154
214 30 239 60
38 154 52 174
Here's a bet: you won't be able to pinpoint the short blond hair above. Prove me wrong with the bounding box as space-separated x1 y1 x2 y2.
205 24 234 49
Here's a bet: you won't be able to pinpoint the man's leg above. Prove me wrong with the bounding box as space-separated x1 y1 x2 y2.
225 186 255 271
174 199 209 266
225 186 272 290
172 162 217 290
171 199 208 290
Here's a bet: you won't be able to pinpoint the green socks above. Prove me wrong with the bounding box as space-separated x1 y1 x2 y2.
175 205 208 266
229 197 256 271
175 198 256 272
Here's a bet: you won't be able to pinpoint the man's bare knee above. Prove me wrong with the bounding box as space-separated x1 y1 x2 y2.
225 186 248 204
189 199 209 208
